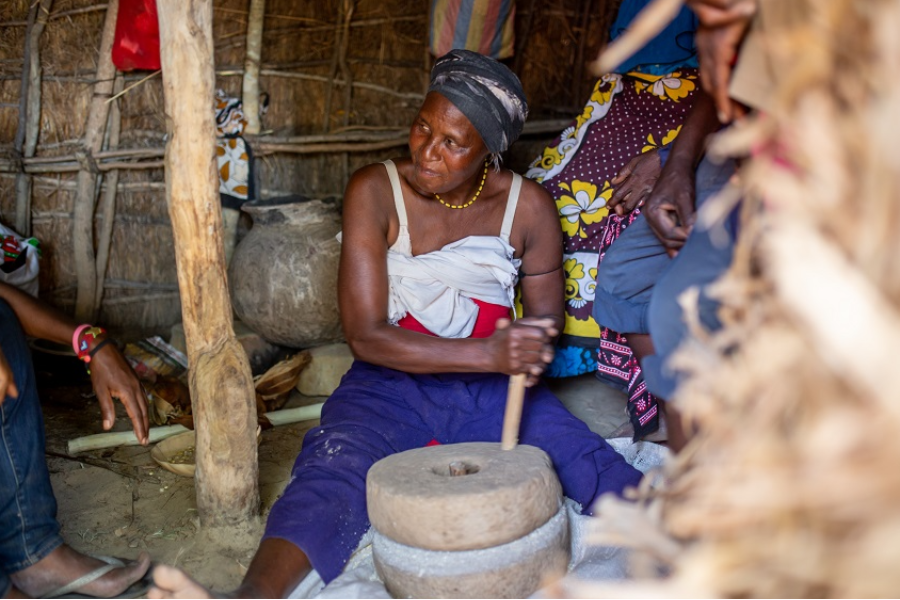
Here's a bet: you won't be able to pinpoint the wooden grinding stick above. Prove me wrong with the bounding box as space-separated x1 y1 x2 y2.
366 442 563 552
501 373 527 451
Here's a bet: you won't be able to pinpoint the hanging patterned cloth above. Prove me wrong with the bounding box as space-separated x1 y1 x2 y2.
214 90 254 205
429 0 516 60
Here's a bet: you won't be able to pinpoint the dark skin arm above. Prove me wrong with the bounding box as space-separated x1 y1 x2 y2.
643 88 721 256
686 0 757 123
0 282 149 444
337 163 563 386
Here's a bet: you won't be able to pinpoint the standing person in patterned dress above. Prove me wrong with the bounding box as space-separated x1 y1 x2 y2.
526 0 717 439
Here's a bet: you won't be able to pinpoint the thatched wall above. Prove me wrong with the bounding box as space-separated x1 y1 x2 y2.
0 0 619 336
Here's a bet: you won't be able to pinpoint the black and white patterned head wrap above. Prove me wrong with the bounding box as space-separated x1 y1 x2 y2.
428 49 528 161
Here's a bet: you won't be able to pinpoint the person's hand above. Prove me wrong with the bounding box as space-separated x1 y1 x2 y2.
643 160 697 257
0 347 18 405
89 343 150 445
686 0 756 123
608 150 662 217
491 317 558 387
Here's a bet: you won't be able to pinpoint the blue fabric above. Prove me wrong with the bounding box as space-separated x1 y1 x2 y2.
610 0 699 75
643 158 739 397
591 156 738 398
592 213 671 334
263 360 642 584
545 345 597 378
0 299 64 586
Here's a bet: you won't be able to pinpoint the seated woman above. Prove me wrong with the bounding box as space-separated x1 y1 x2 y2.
526 0 707 439
149 50 642 599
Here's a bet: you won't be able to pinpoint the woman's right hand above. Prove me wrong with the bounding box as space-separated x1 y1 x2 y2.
490 317 558 386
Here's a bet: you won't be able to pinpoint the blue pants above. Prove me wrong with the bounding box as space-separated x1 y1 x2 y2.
0 299 64 597
263 360 642 584
593 155 739 398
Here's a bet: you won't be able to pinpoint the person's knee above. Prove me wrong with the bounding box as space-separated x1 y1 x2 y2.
646 268 689 359
595 246 634 300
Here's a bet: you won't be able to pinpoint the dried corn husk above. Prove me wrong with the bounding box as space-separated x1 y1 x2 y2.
577 1 900 597
254 351 311 412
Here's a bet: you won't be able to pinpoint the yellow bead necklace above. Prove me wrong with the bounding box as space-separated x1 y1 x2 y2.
435 160 489 209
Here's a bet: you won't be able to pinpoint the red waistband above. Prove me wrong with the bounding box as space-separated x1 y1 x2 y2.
397 299 511 338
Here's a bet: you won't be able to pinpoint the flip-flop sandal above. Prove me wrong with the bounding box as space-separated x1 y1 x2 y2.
47 556 153 600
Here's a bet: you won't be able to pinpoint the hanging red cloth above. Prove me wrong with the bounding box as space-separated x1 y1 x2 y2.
112 0 161 71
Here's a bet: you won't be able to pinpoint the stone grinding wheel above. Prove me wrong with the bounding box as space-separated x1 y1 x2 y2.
373 503 570 599
366 442 563 552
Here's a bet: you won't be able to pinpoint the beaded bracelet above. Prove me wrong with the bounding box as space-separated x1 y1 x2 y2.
74 325 107 363
71 324 90 356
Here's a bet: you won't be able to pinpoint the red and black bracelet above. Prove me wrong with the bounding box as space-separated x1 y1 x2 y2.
72 325 112 374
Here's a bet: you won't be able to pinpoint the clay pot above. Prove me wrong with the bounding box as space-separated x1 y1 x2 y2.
229 196 343 347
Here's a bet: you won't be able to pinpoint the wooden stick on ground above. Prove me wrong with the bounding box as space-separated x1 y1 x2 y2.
67 402 325 454
501 373 527 450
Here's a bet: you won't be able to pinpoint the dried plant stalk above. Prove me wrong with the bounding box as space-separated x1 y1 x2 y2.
578 1 900 597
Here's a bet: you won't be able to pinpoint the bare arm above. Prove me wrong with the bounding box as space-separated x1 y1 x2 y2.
516 178 565 331
0 282 149 444
337 166 556 382
686 0 757 122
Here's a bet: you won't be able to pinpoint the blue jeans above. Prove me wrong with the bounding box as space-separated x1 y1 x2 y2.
593 155 739 398
0 299 64 596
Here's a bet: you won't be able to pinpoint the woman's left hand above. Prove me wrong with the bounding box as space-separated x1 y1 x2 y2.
608 150 662 216
89 344 150 445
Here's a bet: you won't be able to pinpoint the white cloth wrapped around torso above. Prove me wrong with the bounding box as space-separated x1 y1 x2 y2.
374 160 523 339
386 234 521 338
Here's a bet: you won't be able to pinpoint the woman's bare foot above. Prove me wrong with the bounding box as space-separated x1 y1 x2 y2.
10 544 150 598
147 565 220 599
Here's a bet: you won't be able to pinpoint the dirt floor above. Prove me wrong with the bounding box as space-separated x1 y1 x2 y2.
36 350 628 594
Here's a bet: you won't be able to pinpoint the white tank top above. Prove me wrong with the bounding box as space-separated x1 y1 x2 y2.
382 160 523 338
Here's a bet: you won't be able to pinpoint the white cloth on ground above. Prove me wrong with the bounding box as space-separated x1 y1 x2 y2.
288 438 669 599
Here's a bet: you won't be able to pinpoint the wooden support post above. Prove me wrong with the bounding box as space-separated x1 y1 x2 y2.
94 73 124 311
73 0 118 321
242 0 265 135
14 0 53 238
321 1 345 132
157 0 260 528
337 0 355 188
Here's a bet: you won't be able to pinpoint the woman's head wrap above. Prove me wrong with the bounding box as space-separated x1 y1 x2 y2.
428 49 528 156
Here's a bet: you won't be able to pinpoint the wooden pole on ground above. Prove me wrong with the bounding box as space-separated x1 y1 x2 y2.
73 0 118 321
242 0 265 135
14 0 53 238
157 0 260 527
